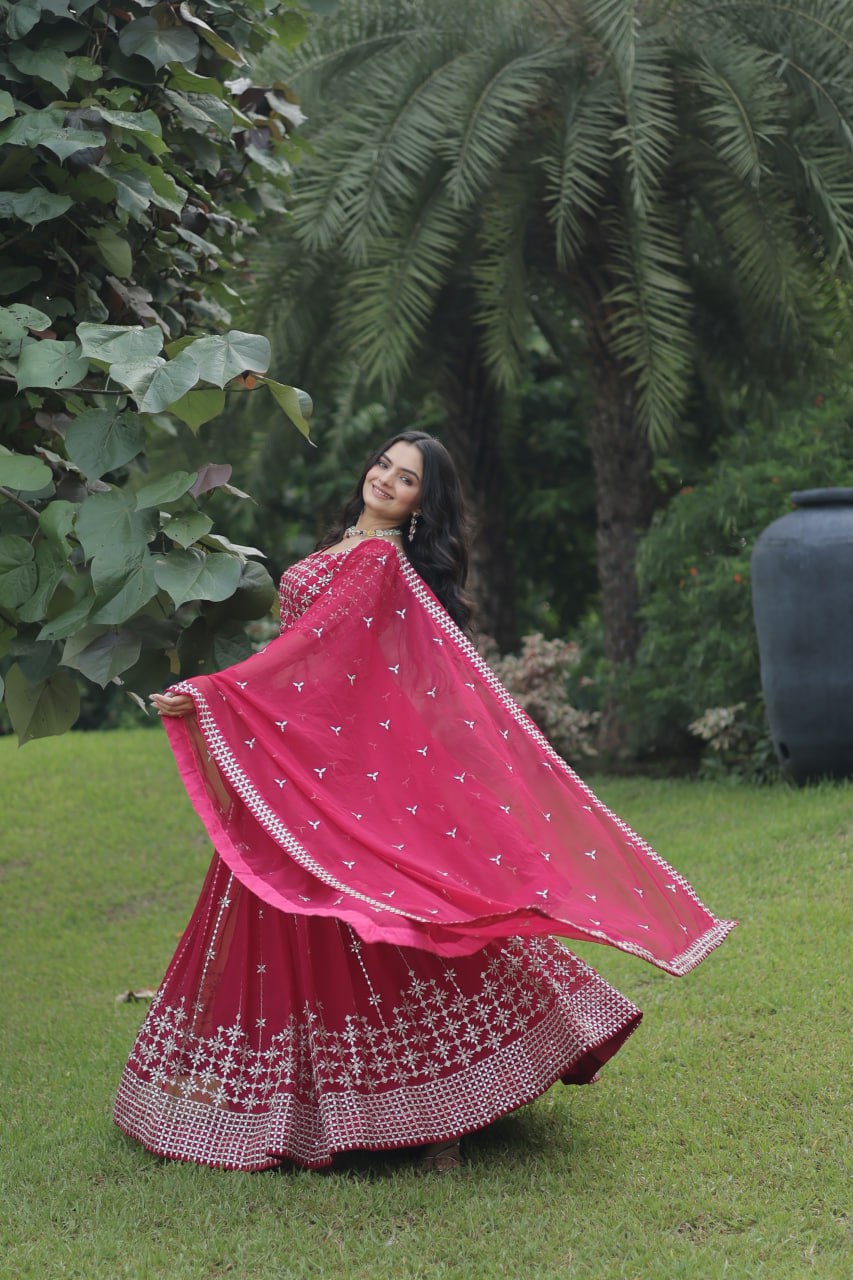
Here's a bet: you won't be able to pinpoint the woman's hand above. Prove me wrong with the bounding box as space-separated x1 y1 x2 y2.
150 692 196 718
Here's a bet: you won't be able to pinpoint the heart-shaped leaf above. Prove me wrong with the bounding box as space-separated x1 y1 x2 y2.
0 446 53 492
0 535 38 607
118 17 200 70
16 339 88 391
65 408 146 480
154 549 242 607
134 470 197 510
109 351 200 413
162 510 213 548
76 322 164 363
61 624 140 686
182 330 271 387
4 663 80 744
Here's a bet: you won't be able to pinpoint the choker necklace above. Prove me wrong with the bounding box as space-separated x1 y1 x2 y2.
344 525 402 540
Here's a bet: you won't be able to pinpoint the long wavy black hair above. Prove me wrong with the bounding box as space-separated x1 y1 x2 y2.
317 430 474 633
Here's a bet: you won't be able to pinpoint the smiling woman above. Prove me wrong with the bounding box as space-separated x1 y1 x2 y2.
123 431 735 1173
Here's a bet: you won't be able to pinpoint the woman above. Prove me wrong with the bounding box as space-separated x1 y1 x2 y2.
116 431 735 1171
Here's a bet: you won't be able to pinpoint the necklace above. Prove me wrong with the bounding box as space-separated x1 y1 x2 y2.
344 525 402 540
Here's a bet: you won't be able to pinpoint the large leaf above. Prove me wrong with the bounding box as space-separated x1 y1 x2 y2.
61 626 142 686
90 556 158 624
93 227 133 278
0 266 41 296
154 549 242 607
39 501 77 552
162 509 213 548
0 303 52 339
17 541 68 622
7 0 40 40
64 407 146 480
0 189 73 228
177 5 243 64
108 350 201 413
133 470 197 510
118 17 200 70
110 168 156 217
94 108 165 154
165 65 226 97
0 446 53 492
16 339 88 391
37 593 94 642
4 664 80 744
189 462 231 496
183 330 272 387
0 535 37 607
8 44 76 95
75 489 158 569
261 378 313 439
167 387 225 431
109 161 184 215
76 323 164 364
0 110 106 161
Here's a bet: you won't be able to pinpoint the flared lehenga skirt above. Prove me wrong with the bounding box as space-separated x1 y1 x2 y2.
114 854 642 1170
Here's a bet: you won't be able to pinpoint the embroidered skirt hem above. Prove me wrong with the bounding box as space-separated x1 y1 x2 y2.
113 856 641 1170
114 979 640 1171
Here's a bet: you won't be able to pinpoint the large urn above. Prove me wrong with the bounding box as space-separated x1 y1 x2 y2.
751 488 853 783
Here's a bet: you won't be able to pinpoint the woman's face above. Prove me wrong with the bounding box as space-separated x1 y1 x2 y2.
361 440 423 525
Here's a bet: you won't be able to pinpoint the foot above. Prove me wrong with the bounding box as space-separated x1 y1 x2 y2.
420 1139 462 1172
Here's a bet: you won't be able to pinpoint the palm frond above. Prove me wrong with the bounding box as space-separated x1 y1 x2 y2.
680 43 786 187
337 45 474 264
440 39 565 210
685 0 853 151
540 76 622 268
694 163 813 343
585 0 677 216
471 169 536 389
785 126 853 271
337 188 467 393
604 204 694 447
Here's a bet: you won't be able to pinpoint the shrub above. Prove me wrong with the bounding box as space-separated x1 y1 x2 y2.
625 397 853 776
0 1 324 742
484 632 600 762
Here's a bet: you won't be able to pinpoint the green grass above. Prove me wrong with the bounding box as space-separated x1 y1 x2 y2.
0 731 848 1280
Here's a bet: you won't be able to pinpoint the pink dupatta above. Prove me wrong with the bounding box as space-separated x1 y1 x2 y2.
164 540 736 973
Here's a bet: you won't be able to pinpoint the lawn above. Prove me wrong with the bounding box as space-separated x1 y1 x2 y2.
0 731 848 1280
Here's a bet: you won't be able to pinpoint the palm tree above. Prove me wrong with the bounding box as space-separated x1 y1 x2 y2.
261 0 853 746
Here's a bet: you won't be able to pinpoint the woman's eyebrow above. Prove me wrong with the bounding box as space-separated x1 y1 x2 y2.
381 454 421 480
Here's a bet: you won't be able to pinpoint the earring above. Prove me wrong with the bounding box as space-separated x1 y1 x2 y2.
408 511 419 543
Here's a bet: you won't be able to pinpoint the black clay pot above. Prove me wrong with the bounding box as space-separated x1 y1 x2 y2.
751 488 853 783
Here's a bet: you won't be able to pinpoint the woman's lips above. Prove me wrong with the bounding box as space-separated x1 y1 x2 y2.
371 483 392 500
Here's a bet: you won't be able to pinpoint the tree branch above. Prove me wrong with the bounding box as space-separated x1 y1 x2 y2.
0 486 40 519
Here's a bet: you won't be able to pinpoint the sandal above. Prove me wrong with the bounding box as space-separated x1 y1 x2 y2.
420 1139 463 1172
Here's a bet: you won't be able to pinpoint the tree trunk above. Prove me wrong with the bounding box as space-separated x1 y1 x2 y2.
587 372 658 756
438 336 517 650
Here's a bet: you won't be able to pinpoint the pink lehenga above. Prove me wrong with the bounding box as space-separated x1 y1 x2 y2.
114 541 735 1170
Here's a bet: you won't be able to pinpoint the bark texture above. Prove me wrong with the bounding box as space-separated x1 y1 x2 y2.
588 374 658 755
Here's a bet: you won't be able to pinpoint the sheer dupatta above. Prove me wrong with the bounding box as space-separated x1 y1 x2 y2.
164 540 735 973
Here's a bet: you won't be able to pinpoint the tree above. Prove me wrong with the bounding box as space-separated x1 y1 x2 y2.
0 0 334 743
261 0 853 746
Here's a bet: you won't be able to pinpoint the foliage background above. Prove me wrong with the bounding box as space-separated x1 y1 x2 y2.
0 0 323 743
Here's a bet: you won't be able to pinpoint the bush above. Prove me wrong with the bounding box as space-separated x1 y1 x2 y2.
0 1 323 743
624 397 853 777
483 632 600 762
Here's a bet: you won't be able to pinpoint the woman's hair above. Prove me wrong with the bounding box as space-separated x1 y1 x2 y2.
317 430 474 633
